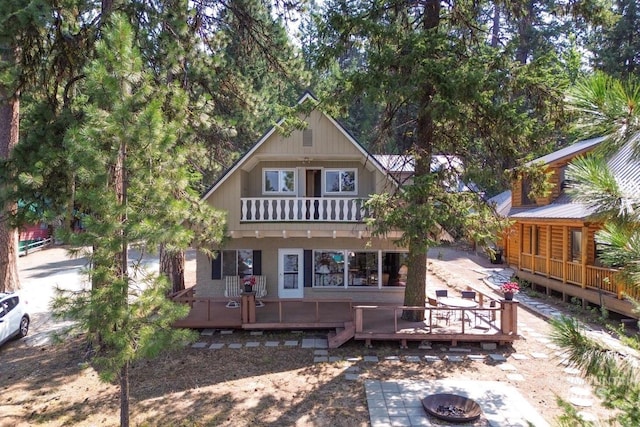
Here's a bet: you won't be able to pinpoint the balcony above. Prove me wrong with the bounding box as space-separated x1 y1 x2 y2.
240 197 369 222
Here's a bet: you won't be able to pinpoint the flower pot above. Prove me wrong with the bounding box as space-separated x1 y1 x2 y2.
504 291 514 301
244 284 253 293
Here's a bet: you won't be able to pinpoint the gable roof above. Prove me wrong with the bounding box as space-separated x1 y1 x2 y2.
525 136 606 166
512 138 640 220
201 91 392 201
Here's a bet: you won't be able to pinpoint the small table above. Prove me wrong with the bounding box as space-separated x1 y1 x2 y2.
438 297 477 322
439 297 477 309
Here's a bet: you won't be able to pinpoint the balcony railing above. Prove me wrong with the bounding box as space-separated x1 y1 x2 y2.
240 197 369 222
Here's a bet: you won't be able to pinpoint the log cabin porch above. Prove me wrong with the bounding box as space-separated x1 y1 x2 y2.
171 288 519 348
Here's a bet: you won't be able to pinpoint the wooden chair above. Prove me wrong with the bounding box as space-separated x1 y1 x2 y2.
224 276 242 308
254 275 267 307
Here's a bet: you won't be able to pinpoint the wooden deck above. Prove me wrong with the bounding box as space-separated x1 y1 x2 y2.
171 289 519 348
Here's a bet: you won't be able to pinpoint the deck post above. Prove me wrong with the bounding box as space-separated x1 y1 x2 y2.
500 301 518 335
354 307 363 332
241 292 256 324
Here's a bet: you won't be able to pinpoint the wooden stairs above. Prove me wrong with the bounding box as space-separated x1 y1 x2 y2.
328 321 355 348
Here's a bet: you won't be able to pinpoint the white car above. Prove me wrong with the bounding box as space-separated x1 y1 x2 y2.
0 292 29 347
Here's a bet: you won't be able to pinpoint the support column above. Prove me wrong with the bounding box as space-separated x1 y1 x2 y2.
500 301 519 336
546 225 552 277
581 224 588 289
241 292 256 324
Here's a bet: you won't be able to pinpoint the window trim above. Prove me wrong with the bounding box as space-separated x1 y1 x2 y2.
263 168 296 195
323 168 358 195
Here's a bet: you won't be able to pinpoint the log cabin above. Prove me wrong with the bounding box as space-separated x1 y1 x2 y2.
491 137 640 319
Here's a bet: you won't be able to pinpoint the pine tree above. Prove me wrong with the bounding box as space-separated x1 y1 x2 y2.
551 72 640 426
309 0 567 319
51 15 223 426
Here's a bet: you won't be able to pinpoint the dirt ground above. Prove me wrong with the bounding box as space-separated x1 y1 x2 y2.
0 246 616 426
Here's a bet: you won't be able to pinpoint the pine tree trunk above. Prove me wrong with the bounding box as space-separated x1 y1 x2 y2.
0 46 21 293
159 244 185 294
401 0 440 322
119 361 129 427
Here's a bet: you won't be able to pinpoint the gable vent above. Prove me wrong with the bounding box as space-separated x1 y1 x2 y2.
303 129 313 146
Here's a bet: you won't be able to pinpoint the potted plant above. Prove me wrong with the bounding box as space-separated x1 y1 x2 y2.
499 281 520 300
243 275 256 293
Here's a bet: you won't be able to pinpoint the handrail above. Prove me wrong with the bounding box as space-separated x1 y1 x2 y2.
353 304 504 335
18 237 52 256
240 197 369 222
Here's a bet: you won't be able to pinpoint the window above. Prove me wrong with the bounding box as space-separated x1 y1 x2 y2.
222 249 253 277
314 250 345 286
521 178 535 205
571 229 582 261
382 252 409 287
531 226 541 255
324 169 356 194
311 250 409 288
347 251 378 286
264 169 295 194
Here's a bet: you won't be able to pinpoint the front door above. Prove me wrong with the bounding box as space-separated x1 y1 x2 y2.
278 249 304 298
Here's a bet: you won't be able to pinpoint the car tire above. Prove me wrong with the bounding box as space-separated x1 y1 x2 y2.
18 315 29 338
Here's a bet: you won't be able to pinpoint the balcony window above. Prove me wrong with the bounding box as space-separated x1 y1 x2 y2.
324 169 357 194
222 249 253 277
264 169 295 194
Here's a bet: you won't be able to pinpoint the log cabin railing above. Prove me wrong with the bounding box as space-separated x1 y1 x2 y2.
566 261 582 285
520 253 533 271
533 255 547 274
240 197 369 222
549 259 563 280
517 257 632 300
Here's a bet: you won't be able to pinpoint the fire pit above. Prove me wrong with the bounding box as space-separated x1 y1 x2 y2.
421 393 482 423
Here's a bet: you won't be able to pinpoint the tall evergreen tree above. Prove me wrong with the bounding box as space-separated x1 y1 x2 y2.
551 72 640 426
0 1 53 292
309 0 566 319
589 0 640 79
51 14 222 426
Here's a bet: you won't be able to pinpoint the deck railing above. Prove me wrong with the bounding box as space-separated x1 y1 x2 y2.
516 256 631 300
533 255 547 274
240 197 369 222
353 303 509 336
549 259 563 280
585 265 619 295
566 261 582 285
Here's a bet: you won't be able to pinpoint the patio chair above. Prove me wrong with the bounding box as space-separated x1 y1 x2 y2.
474 300 497 328
461 290 476 301
254 275 267 307
428 296 450 325
224 276 242 308
435 289 448 299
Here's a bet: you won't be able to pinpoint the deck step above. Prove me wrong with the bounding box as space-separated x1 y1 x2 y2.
328 321 355 348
